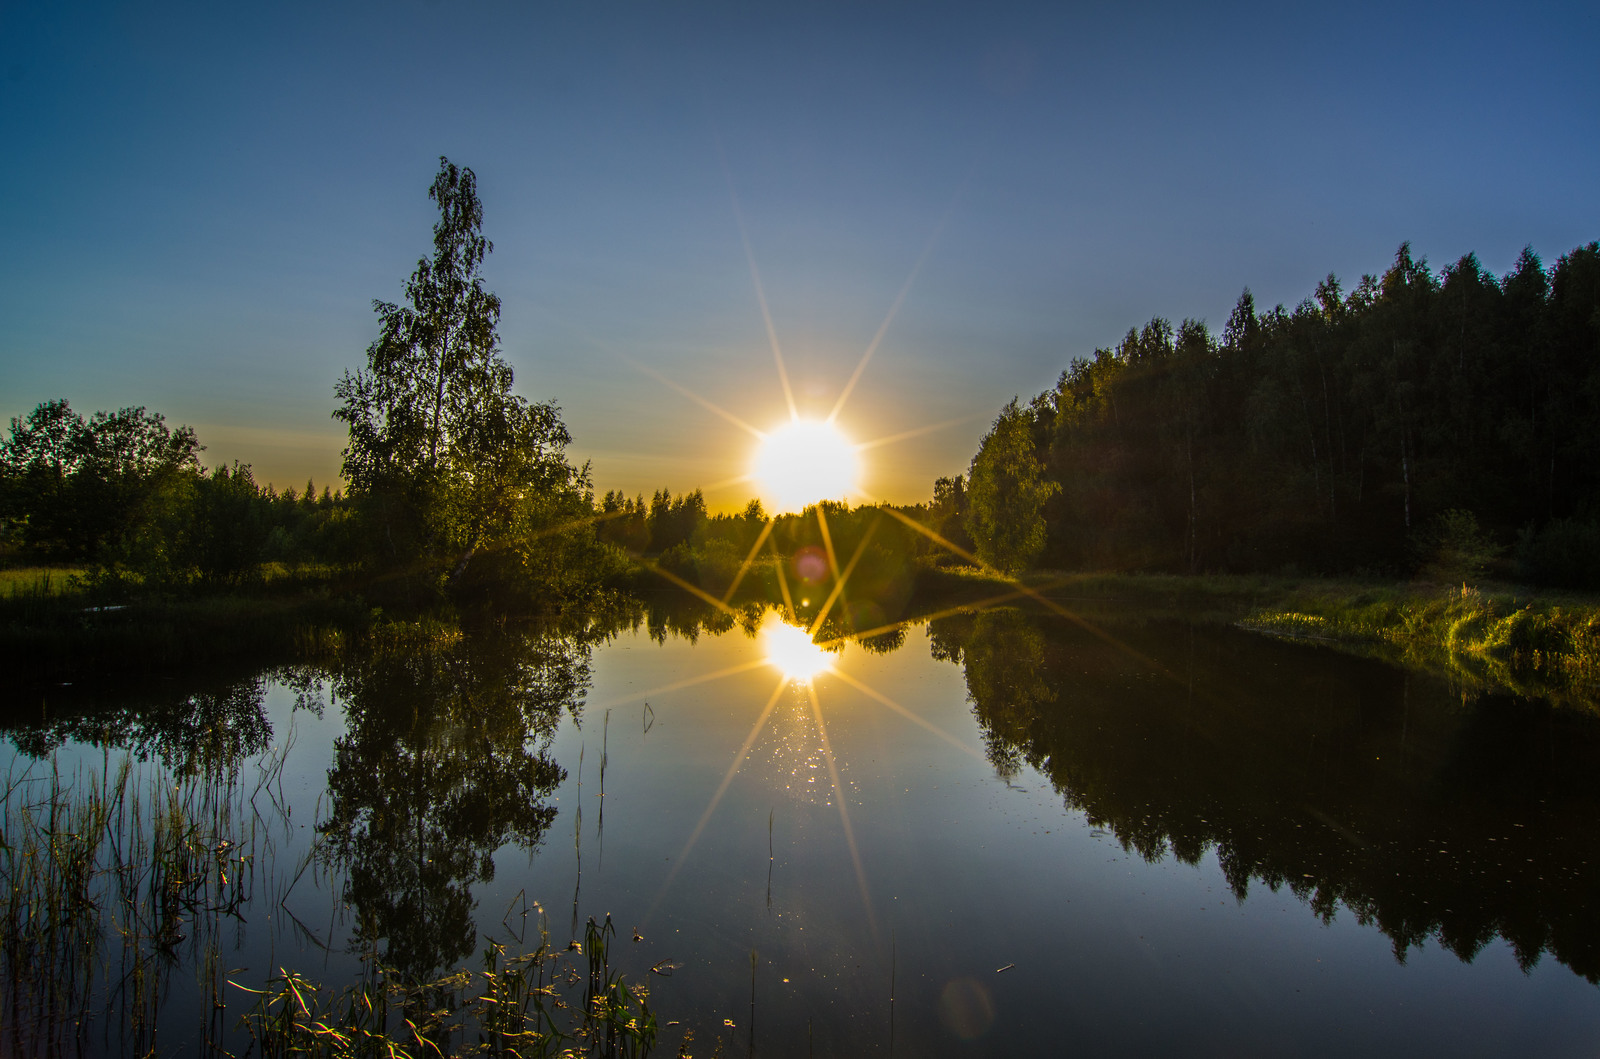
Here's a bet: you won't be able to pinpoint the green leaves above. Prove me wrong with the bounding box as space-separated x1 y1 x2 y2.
966 399 1057 575
334 158 584 584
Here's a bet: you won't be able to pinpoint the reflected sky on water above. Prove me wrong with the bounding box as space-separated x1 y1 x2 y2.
4 605 1600 1055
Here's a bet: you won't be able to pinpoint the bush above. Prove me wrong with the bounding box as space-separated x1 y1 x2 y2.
1413 509 1500 584
1516 518 1600 590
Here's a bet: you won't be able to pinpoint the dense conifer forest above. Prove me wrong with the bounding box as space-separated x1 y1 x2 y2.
951 241 1600 586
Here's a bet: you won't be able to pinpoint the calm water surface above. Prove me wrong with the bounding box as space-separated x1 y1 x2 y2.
5 606 1600 1055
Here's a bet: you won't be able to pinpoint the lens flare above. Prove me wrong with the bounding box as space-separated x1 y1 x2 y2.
760 611 833 683
754 419 860 514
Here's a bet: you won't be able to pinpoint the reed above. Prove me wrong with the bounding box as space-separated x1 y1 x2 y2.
3 748 689 1057
238 914 661 1058
1 752 266 1056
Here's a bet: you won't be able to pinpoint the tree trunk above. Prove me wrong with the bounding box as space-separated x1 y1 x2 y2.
449 544 477 584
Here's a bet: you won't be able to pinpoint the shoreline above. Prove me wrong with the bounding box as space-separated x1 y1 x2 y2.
5 561 1599 708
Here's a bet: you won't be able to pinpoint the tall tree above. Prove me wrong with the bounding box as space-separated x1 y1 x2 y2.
334 158 580 577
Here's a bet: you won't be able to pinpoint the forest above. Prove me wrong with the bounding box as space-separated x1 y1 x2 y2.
3 156 1597 617
949 241 1600 586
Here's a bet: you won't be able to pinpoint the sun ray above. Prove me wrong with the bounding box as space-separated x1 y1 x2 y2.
826 191 958 426
807 682 877 941
808 513 880 639
813 505 852 645
815 506 841 582
827 667 987 763
819 580 1064 647
817 567 1105 649
649 676 789 921
700 472 758 495
853 414 986 452
873 505 1186 685
625 357 767 439
718 139 799 422
769 534 799 624
640 560 739 617
587 657 772 714
721 518 777 605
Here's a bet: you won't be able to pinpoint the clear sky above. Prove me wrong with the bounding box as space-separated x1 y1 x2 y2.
3 0 1597 509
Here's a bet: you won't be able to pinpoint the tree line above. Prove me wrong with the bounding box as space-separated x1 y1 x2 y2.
0 399 355 587
951 240 1600 585
0 158 902 610
14 156 1590 601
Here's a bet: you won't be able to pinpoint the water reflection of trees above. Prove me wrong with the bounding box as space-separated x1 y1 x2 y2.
933 609 1600 982
318 623 592 979
0 667 320 774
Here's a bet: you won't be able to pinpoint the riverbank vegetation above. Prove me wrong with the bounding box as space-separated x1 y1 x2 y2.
0 751 692 1057
3 160 1597 704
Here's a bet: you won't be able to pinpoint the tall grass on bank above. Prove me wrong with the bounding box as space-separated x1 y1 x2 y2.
1241 583 1600 705
3 749 705 1057
0 565 84 598
238 914 672 1059
1 753 271 1056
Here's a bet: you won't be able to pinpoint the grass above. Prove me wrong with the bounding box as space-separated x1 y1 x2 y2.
1239 581 1600 706
1 750 720 1058
238 914 681 1059
1 753 272 1056
0 565 84 598
907 564 1600 707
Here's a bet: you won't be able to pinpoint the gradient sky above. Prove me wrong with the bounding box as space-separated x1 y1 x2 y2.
3 0 1597 509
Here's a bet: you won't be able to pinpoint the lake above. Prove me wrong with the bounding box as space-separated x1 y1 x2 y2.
4 599 1600 1056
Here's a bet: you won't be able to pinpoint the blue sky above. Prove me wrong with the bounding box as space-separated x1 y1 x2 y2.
2 0 1596 506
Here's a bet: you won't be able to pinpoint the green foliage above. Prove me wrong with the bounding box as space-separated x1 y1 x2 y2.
1517 519 1600 590
966 399 1058 574
334 158 590 590
0 399 202 564
597 490 652 552
1413 508 1501 584
185 462 272 587
949 240 1600 584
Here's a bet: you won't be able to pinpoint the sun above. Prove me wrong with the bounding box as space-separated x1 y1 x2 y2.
753 418 861 514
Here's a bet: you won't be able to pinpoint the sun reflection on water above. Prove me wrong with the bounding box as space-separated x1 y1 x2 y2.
760 611 834 683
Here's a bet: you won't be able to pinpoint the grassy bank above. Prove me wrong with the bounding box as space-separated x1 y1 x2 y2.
0 565 84 598
1238 581 1600 706
912 564 1600 708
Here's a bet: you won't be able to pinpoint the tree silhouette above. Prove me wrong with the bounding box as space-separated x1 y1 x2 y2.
334 157 582 580
966 398 1057 573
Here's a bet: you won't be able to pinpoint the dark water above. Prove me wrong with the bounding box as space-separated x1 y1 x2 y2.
5 603 1600 1056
